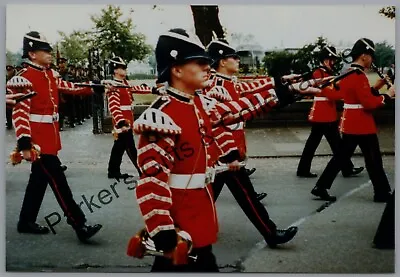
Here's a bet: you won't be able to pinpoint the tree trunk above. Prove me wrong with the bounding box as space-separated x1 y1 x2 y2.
190 5 225 46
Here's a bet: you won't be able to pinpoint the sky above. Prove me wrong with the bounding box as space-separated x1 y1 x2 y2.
5 4 396 53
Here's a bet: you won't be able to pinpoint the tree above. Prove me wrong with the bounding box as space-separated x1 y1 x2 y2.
89 5 151 63
379 6 395 19
56 30 91 65
6 49 23 66
374 41 395 69
190 5 225 46
263 50 296 77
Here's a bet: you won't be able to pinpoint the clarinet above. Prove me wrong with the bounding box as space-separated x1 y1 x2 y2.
371 63 393 89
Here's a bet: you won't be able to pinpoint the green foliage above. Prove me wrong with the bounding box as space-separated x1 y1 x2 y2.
263 36 343 77
57 31 91 65
379 6 395 19
263 50 296 77
90 5 151 63
6 49 23 66
374 41 395 69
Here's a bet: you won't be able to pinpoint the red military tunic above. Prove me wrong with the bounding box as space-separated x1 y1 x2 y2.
205 72 275 159
133 86 278 248
107 79 152 131
321 64 387 135
308 66 341 122
8 61 92 155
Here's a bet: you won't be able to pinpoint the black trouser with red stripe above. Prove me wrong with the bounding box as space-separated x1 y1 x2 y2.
151 245 219 272
297 121 354 175
212 167 277 240
107 129 141 176
315 133 391 197
19 155 86 228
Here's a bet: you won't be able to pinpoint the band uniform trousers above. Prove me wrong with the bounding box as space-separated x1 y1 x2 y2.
297 121 354 174
151 245 219 272
6 106 13 129
19 154 86 228
107 129 141 176
315 133 391 197
373 190 395 248
212 167 277 240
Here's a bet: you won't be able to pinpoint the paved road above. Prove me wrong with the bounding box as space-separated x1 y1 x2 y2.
4 123 395 272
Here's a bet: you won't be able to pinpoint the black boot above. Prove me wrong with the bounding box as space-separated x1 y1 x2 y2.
342 167 364 177
311 186 337 202
265 226 298 248
17 222 50 234
61 165 67 172
74 224 102 242
246 168 256 176
256 192 267 201
297 172 318 178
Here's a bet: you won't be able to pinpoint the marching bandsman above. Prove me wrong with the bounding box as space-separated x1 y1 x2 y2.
106 56 151 180
8 31 102 241
130 28 278 272
6 65 16 129
297 45 364 178
130 28 323 271
205 38 310 248
311 38 395 202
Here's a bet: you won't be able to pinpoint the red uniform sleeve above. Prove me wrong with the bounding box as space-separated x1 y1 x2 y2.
130 85 152 94
10 87 32 150
212 126 239 162
235 77 275 96
135 133 176 237
57 79 93 96
107 89 125 125
354 74 385 110
314 68 345 101
208 88 278 127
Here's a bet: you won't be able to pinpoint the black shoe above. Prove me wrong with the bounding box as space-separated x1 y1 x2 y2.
297 172 318 178
246 168 256 176
342 167 364 177
311 187 337 201
256 192 267 201
75 224 102 242
373 193 391 203
59 127 64 132
70 123 75 128
17 222 50 234
266 226 298 248
61 165 67 172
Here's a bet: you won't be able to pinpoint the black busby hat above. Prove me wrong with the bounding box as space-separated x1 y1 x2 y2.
319 45 339 62
155 28 212 83
206 39 239 66
350 38 375 60
22 31 53 59
109 56 127 72
6 65 14 71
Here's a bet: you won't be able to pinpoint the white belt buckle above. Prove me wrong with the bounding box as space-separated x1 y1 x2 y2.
205 168 216 184
52 113 59 122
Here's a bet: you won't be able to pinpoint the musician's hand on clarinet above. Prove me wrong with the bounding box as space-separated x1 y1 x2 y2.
373 78 386 91
281 74 301 83
387 86 396 98
228 160 241 171
6 93 25 107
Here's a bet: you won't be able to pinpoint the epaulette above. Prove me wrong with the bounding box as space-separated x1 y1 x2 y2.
16 68 28 76
198 93 218 113
133 96 181 135
205 85 232 102
6 75 33 90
